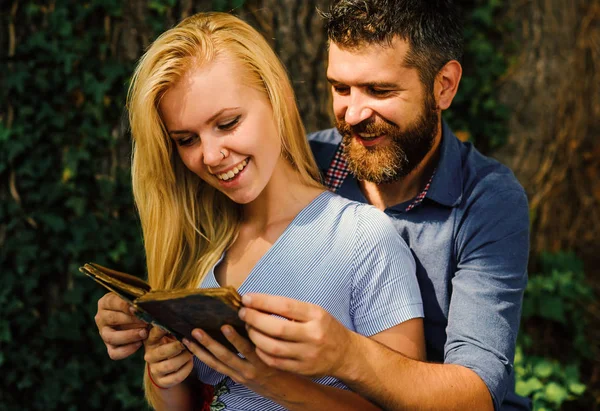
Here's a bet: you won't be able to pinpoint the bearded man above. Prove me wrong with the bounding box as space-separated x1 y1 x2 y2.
240 1 531 410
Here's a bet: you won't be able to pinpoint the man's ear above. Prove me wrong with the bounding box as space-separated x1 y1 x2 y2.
434 60 462 110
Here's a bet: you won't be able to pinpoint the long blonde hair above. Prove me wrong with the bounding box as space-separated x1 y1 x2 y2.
128 12 321 291
128 11 322 406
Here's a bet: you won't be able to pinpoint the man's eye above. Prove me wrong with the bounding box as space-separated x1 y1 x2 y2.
369 88 392 96
333 85 350 95
218 116 241 131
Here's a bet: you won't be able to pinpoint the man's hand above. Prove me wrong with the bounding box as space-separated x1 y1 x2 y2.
238 293 358 378
184 325 383 411
95 292 148 360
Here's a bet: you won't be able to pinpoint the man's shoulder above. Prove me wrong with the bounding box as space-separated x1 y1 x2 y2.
452 142 530 244
307 128 342 170
460 142 527 207
307 127 342 145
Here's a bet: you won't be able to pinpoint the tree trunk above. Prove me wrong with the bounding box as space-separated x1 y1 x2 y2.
238 0 333 133
495 2 600 404
495 0 600 269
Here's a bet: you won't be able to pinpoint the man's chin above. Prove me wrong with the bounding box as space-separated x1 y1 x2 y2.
345 156 401 184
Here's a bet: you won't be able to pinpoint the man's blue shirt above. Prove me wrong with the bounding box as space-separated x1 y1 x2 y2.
308 122 531 411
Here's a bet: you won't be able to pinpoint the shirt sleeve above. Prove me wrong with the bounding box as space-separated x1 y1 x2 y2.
350 205 424 336
446 187 530 410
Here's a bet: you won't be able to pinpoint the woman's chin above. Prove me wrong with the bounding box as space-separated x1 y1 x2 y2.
224 190 258 205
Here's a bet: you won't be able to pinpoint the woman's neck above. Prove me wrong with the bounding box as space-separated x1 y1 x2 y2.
241 159 324 230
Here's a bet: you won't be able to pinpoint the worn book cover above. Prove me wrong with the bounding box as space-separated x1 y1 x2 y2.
80 262 247 351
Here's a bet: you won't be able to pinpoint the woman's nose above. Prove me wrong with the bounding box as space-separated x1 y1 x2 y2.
201 140 225 167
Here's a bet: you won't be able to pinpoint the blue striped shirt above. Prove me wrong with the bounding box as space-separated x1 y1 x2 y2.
193 190 423 411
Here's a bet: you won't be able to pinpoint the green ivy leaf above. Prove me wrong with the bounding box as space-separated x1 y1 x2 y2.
568 382 586 395
533 360 554 379
564 364 580 383
471 7 493 27
212 0 229 11
516 377 543 397
538 296 566 323
38 214 67 233
0 320 12 343
544 382 569 405
0 124 11 142
148 0 168 14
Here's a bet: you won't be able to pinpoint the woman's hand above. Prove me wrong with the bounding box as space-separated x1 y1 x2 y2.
144 326 194 389
95 292 148 360
183 325 282 397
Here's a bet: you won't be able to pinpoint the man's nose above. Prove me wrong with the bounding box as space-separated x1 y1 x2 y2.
344 93 374 126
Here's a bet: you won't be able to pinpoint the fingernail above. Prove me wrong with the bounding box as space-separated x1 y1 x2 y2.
182 338 190 346
242 294 251 305
238 308 246 320
192 330 203 341
222 326 232 336
139 329 148 338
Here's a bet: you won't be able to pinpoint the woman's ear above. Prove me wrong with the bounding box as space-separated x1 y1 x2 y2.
434 60 462 110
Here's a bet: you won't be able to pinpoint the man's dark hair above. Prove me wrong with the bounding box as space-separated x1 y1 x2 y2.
322 0 464 90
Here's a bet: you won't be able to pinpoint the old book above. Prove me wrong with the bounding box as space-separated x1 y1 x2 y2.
80 262 247 351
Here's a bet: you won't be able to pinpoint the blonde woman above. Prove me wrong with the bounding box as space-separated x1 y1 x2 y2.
96 12 425 410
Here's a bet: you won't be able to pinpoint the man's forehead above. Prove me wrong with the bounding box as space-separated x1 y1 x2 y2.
327 39 413 82
328 36 411 56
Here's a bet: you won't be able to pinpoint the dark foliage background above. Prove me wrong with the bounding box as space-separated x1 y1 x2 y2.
0 0 596 410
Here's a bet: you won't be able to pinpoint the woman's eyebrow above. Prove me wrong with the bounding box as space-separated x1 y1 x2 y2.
205 107 241 124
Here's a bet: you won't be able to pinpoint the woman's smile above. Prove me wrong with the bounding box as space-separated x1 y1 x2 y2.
213 158 250 183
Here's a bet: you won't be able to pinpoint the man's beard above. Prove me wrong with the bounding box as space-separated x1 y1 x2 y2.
337 93 439 184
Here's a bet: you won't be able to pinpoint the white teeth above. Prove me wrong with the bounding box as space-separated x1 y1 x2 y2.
215 159 249 181
359 133 379 138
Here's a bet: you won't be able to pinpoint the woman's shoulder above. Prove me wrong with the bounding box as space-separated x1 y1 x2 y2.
317 192 399 237
317 190 376 214
322 192 392 220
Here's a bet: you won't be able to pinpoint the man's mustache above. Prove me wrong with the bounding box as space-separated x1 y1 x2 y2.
338 119 398 135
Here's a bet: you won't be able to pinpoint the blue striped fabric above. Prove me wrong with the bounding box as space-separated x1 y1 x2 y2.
193 190 423 411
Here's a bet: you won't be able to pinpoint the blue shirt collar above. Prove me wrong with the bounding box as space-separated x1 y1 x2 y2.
426 121 464 208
